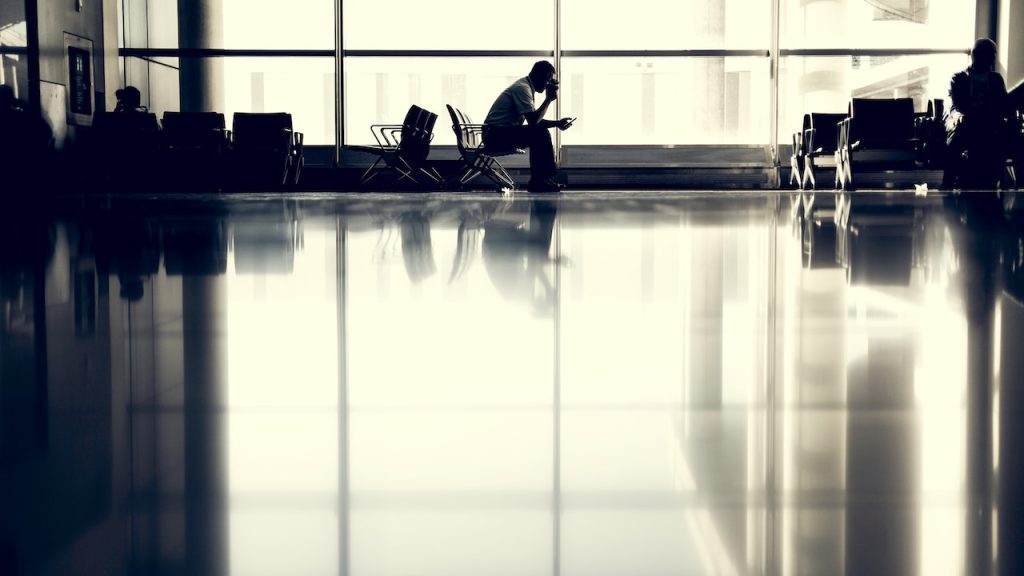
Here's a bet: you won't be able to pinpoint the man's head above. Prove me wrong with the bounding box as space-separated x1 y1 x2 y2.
528 61 556 93
970 38 997 72
115 85 142 110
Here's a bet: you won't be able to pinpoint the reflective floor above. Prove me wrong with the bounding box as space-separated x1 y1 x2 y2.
2 190 1023 576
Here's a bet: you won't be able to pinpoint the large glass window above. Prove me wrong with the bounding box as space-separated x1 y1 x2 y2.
117 0 981 156
223 57 336 145
779 0 975 50
343 0 552 50
222 0 334 49
559 57 770 145
343 57 541 146
1 1 29 100
777 53 967 142
562 0 770 50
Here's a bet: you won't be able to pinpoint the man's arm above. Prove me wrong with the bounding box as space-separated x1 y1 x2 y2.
524 95 554 126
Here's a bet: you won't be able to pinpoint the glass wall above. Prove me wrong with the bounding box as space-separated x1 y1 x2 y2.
118 0 979 154
0 0 29 101
777 0 976 139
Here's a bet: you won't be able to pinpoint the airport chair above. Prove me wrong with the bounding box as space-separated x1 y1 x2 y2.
801 112 846 190
446 104 521 191
347 104 443 187
837 98 920 190
914 99 946 170
160 112 230 190
789 120 805 189
90 111 160 187
229 112 304 189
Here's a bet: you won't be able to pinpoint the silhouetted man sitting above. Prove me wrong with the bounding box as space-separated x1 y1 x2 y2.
944 38 1011 188
483 61 574 192
114 85 147 113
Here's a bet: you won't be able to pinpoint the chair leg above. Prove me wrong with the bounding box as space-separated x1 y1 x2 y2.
360 157 385 184
486 157 517 190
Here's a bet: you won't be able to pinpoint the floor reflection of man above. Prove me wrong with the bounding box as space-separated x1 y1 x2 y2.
482 198 561 315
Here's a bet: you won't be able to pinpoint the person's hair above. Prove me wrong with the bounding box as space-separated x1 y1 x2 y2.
115 85 142 111
530 61 555 78
970 38 997 69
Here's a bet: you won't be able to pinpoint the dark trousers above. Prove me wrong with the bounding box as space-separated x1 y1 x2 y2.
483 124 556 182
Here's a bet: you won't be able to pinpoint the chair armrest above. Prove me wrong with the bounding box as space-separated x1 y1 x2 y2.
459 123 487 134
370 123 403 148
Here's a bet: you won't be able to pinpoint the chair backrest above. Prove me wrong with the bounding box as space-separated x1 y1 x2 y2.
93 111 160 150
232 112 294 151
806 112 847 153
399 105 438 165
446 104 480 154
849 98 916 142
161 112 226 149
94 111 159 133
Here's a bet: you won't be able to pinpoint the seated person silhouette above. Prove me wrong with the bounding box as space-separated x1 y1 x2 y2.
483 61 574 192
944 38 1011 188
0 84 53 192
114 85 146 113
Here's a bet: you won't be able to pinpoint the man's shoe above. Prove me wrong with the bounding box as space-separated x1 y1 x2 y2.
527 177 565 192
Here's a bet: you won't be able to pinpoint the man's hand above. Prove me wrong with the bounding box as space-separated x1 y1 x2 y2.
545 80 559 102
556 117 574 130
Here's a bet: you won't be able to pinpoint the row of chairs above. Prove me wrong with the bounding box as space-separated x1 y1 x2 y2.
350 104 522 191
790 98 947 191
792 97 1024 191
90 111 304 190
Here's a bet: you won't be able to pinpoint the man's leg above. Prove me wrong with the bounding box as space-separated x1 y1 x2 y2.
526 125 556 183
485 125 557 185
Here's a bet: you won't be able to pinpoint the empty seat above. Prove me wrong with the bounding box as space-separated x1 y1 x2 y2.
160 112 229 190
347 104 443 188
801 112 846 190
837 98 920 190
228 112 304 190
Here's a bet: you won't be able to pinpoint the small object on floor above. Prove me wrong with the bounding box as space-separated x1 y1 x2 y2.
527 177 565 193
914 183 928 196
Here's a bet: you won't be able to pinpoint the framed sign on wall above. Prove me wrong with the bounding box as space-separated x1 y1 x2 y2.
63 32 94 126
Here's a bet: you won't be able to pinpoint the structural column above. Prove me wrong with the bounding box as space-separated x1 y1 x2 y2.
177 0 223 112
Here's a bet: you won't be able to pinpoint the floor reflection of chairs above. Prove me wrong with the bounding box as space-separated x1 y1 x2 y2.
799 193 840 270
232 217 299 275
162 219 228 276
835 194 919 285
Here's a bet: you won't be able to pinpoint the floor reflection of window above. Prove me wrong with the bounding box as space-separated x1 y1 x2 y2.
227 224 339 576
559 217 771 576
347 215 554 576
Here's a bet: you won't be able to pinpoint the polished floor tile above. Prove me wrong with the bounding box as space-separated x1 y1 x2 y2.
1 191 1022 576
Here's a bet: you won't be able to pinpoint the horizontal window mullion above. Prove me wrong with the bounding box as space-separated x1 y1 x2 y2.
562 49 769 57
122 48 968 59
779 48 969 57
120 48 334 58
343 50 553 57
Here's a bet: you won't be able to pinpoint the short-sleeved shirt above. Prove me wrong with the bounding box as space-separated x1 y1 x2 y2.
484 77 536 127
